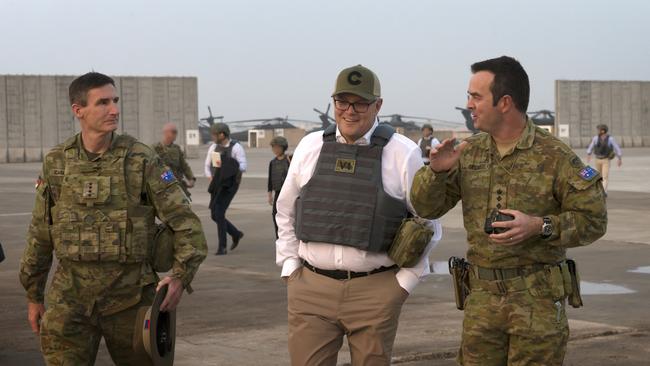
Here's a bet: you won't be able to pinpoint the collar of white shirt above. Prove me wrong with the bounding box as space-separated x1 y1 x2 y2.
335 119 379 145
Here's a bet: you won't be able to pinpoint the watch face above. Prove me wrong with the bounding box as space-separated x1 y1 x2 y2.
542 218 553 236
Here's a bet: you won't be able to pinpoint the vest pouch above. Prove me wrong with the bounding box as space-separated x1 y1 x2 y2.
72 176 112 207
126 205 155 263
53 222 82 260
99 221 121 261
388 217 434 267
152 223 175 272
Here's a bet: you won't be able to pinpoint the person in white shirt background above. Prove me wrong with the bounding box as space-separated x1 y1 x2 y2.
275 64 442 366
416 123 441 165
204 123 247 255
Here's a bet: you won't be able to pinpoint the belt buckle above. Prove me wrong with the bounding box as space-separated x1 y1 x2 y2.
347 270 352 280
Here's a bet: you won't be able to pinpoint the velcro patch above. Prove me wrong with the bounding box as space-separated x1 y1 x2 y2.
51 169 64 176
579 166 597 180
160 170 176 183
335 158 356 174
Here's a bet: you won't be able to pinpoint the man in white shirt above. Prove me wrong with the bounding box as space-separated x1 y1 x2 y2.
275 65 442 365
416 123 441 165
204 123 247 255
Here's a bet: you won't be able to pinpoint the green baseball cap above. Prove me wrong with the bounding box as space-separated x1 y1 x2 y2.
332 64 381 101
211 122 230 136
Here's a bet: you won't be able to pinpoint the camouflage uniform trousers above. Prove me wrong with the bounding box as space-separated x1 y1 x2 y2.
40 285 155 366
457 276 569 366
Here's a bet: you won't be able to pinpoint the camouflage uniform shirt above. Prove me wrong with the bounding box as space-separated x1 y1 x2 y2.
153 142 195 196
19 133 207 316
411 119 607 268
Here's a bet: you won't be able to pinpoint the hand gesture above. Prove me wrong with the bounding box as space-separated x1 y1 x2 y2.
429 138 468 173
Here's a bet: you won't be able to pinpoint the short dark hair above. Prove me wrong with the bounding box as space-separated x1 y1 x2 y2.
69 72 115 106
471 56 529 113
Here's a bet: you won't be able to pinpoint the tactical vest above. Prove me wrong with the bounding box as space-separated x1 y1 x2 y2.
270 158 289 192
295 124 408 253
50 135 154 263
419 137 431 158
211 140 240 180
594 135 612 159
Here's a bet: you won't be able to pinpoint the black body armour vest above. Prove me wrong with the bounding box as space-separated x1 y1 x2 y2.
594 135 612 158
208 140 241 193
419 137 431 158
295 124 408 253
270 158 290 192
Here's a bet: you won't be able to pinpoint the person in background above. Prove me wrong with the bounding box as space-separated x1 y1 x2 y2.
152 122 196 199
267 136 291 239
586 124 622 193
416 123 441 165
204 123 246 255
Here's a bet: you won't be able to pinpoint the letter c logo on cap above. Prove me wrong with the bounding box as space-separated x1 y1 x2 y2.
347 71 362 85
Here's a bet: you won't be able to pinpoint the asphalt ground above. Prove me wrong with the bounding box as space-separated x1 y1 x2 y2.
0 147 649 365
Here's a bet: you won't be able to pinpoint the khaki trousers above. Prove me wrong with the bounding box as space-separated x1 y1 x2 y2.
594 158 610 192
287 267 408 366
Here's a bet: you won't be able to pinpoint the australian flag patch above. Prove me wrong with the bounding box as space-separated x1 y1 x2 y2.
160 170 176 183
579 166 597 180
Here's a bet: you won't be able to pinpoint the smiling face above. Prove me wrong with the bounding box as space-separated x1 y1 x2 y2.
466 71 504 133
333 93 382 143
72 84 120 135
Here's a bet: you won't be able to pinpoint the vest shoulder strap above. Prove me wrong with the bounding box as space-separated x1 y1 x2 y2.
370 123 395 147
322 124 337 142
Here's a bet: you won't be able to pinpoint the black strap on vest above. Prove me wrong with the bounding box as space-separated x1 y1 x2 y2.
322 123 395 146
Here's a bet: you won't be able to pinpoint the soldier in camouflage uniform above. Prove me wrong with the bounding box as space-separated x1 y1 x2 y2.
410 56 607 365
152 123 196 199
19 72 207 366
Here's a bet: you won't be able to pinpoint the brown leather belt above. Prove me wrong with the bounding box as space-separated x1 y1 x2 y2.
303 261 398 280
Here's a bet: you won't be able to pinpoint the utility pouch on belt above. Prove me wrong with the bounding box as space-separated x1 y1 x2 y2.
448 257 470 310
152 223 175 272
387 217 434 267
566 259 583 308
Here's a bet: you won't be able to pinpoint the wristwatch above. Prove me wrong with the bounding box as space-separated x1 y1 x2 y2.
540 217 553 239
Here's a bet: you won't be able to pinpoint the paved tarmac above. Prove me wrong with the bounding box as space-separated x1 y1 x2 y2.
1 146 649 365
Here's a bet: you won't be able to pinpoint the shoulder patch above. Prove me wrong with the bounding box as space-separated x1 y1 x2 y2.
579 166 598 180
160 170 176 183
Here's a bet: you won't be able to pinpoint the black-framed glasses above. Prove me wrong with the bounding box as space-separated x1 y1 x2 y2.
333 99 376 113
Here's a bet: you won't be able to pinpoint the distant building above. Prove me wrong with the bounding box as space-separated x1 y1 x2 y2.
0 74 198 163
248 121 305 149
555 80 650 147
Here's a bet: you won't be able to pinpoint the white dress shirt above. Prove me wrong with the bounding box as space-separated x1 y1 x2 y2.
275 121 442 293
204 140 247 177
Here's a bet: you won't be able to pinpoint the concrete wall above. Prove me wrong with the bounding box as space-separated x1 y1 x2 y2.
0 74 198 163
555 80 650 148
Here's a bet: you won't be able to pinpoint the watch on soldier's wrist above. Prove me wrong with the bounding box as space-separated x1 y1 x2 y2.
540 217 553 239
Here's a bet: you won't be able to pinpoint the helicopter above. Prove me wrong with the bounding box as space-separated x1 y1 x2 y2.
197 106 321 143
456 107 555 134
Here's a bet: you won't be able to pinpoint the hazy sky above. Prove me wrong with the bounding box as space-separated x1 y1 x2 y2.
1 0 648 124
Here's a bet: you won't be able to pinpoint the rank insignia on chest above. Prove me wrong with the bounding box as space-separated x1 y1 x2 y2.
160 170 176 183
335 158 356 174
83 180 98 199
579 166 597 180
